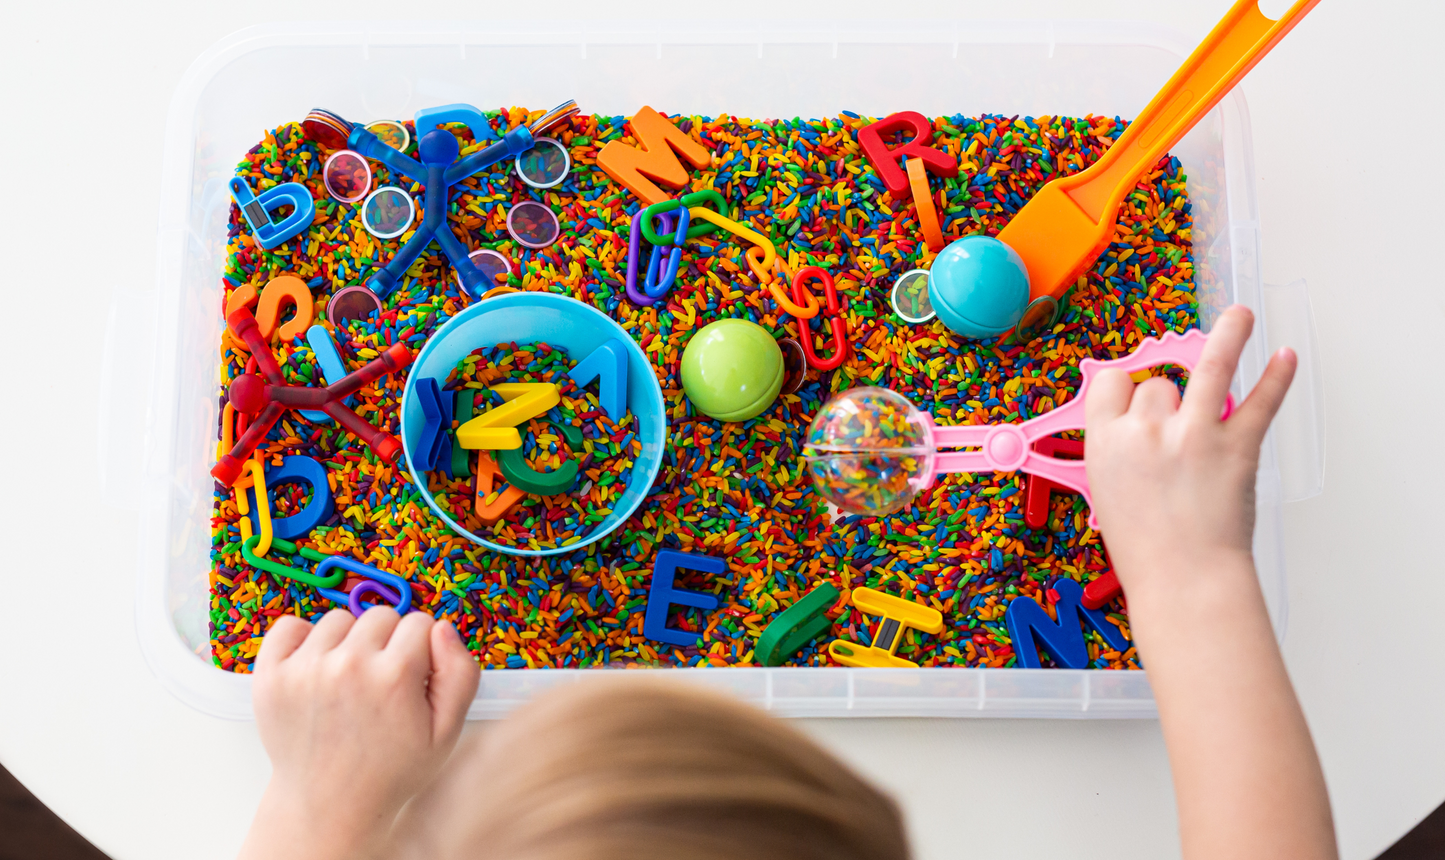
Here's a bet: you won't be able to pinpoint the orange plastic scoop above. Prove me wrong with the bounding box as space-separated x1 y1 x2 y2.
1001 0 1320 305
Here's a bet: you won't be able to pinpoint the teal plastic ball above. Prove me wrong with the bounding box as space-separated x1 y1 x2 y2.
927 235 1031 338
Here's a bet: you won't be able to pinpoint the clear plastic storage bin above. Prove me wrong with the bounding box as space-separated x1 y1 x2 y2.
115 19 1326 720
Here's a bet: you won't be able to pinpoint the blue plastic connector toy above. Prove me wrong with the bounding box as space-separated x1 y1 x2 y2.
567 339 630 422
413 103 495 144
643 550 725 648
316 556 413 615
297 324 352 424
229 177 315 251
345 107 535 299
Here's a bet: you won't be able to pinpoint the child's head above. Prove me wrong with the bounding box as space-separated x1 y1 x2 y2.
394 679 910 860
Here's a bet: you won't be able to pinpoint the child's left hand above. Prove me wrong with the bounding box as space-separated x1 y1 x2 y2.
237 608 479 860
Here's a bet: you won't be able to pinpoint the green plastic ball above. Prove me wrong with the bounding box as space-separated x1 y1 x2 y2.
680 319 784 422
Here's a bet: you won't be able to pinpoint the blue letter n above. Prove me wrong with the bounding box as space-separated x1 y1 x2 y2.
1005 578 1130 669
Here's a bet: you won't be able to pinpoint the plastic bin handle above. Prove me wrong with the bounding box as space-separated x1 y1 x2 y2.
1263 278 1325 502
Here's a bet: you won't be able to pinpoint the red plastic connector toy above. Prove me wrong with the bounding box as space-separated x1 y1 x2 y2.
1022 436 1085 529
1020 436 1121 608
1081 570 1122 611
212 307 413 487
791 266 850 371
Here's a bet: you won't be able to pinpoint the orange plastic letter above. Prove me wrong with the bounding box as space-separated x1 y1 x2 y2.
906 157 946 251
256 275 315 343
225 283 259 337
474 453 525 525
597 106 713 206
225 274 314 342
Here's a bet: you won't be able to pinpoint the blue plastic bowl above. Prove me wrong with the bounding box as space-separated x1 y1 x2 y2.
399 292 666 557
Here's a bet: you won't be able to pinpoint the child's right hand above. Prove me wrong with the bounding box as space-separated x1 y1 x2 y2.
238 608 479 860
1083 306 1337 860
1084 305 1296 603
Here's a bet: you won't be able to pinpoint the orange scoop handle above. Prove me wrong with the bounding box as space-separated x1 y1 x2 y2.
1003 0 1320 302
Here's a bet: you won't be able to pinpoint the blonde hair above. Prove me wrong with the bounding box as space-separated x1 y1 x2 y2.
395 679 910 860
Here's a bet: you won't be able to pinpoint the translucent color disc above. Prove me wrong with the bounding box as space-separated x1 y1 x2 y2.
777 337 807 395
323 150 372 203
366 120 410 152
362 187 415 239
302 110 351 149
890 268 935 324
506 201 560 249
515 138 570 189
1012 295 1061 343
453 248 513 292
328 285 384 326
529 99 581 135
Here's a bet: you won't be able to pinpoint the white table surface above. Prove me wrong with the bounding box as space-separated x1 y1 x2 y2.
1 0 1435 857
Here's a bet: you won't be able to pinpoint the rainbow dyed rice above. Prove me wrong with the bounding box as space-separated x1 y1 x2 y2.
209 107 1196 672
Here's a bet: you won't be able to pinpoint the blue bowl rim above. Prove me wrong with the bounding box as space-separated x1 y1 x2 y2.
398 291 667 557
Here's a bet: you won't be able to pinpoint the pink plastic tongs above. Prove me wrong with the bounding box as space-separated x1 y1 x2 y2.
923 329 1232 526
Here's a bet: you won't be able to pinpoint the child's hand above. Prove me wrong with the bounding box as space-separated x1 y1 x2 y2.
1085 305 1296 603
1084 306 1336 860
237 608 479 860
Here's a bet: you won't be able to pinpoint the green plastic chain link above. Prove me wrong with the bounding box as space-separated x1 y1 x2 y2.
640 189 729 245
240 535 344 589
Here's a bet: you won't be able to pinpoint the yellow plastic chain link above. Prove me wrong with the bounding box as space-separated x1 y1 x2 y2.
688 207 819 319
234 457 273 556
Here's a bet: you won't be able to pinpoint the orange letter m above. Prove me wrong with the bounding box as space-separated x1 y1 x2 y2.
597 106 712 206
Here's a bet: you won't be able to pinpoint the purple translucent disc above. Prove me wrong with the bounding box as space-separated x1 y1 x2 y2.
329 285 384 326
778 337 807 394
454 248 513 292
323 150 371 203
506 201 560 250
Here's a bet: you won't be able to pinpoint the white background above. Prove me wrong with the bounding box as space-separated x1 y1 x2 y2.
0 0 1439 858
